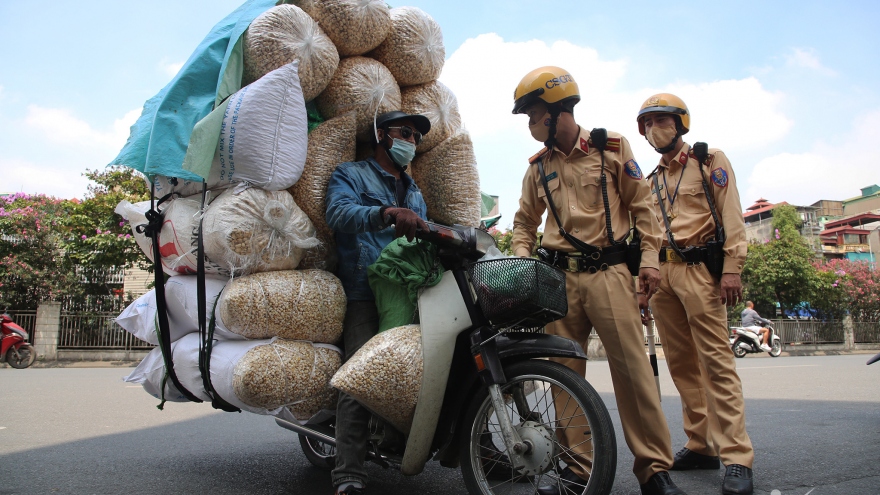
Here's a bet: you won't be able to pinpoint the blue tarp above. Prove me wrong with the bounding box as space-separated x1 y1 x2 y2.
109 0 278 182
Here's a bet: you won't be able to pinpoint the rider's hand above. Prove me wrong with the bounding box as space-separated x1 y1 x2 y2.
719 273 743 307
384 207 428 241
638 293 653 327
638 267 661 301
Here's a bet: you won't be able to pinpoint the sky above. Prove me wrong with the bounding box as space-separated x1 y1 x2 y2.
1 0 879 230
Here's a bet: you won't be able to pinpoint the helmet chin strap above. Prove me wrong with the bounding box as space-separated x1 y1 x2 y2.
543 106 561 150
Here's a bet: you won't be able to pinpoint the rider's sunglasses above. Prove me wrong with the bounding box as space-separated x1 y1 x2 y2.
385 125 422 145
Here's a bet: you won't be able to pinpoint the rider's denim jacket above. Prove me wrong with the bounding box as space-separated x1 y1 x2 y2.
326 157 427 301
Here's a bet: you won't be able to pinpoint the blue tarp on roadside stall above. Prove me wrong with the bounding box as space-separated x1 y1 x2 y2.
109 0 279 182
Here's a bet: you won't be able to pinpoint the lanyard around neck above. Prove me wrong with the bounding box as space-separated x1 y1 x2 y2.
662 162 686 209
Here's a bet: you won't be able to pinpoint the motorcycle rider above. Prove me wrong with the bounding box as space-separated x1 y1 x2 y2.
637 94 756 495
325 110 431 495
741 301 772 351
511 66 686 495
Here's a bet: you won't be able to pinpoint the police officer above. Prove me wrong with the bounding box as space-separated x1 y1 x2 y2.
511 67 685 495
637 93 755 495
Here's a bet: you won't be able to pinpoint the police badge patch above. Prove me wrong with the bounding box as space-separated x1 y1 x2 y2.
711 167 728 188
624 159 643 180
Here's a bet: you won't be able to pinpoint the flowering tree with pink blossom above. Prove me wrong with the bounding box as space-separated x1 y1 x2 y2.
814 259 880 321
0 167 149 310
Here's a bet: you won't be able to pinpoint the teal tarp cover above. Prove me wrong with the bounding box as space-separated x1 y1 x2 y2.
109 0 279 182
368 238 442 333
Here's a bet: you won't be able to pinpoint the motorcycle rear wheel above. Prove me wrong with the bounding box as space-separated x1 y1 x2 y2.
459 360 616 495
732 341 747 358
299 434 336 470
769 339 782 357
6 346 36 369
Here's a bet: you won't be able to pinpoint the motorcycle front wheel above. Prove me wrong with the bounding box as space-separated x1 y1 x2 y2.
6 345 36 369
459 360 616 495
769 339 782 357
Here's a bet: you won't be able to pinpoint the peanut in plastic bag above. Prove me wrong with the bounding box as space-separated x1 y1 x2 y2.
330 324 423 433
369 6 445 87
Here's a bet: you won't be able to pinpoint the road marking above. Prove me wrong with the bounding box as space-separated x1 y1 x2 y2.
805 488 816 495
0 426 6 430
737 365 819 370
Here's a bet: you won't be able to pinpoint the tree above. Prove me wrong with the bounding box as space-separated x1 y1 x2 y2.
741 204 818 316
0 167 150 311
814 259 880 321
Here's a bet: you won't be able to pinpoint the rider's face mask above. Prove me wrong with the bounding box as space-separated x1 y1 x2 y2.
528 111 552 143
385 135 417 168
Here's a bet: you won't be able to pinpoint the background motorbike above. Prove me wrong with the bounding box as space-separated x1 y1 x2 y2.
1 313 37 368
729 323 782 358
276 222 618 495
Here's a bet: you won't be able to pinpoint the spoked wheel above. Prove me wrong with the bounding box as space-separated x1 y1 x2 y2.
769 339 782 357
459 360 616 495
299 434 336 470
732 341 747 358
6 346 36 369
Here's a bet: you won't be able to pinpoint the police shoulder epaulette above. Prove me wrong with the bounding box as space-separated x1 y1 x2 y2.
529 147 549 164
604 137 621 152
688 149 716 167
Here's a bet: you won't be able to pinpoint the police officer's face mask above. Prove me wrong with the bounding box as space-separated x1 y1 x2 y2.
646 122 677 151
529 112 552 142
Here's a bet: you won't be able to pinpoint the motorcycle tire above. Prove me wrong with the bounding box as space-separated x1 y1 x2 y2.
298 433 336 470
769 339 782 357
459 359 616 495
6 346 36 369
732 341 747 359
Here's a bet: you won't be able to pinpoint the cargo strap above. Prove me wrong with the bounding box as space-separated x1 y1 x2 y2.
138 182 202 409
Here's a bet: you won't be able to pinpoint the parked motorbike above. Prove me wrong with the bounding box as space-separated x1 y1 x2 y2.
729 323 782 358
275 222 618 495
1 313 36 368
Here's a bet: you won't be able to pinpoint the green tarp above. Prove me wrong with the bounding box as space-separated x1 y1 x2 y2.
368 238 442 333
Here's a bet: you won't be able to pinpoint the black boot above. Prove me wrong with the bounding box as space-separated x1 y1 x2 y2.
536 466 589 495
721 464 753 495
671 447 721 470
640 471 687 495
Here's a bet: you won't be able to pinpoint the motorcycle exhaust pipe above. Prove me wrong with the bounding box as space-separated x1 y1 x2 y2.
737 342 752 351
275 417 337 447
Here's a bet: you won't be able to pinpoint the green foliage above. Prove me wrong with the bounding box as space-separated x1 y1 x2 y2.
814 259 880 321
490 228 542 257
741 204 818 315
0 167 150 311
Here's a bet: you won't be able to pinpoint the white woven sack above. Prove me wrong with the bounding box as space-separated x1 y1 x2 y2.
115 197 230 277
217 61 308 192
115 277 239 345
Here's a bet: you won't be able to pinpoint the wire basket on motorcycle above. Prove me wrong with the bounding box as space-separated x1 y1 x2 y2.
467 257 567 330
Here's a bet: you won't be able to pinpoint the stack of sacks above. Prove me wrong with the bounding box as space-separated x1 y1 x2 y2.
120 0 484 425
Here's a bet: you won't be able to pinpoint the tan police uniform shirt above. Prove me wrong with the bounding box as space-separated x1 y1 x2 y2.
511 127 662 270
649 142 747 274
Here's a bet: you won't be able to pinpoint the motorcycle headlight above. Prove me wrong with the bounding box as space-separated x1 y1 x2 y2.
473 228 497 257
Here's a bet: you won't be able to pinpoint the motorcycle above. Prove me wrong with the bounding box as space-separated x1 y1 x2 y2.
729 322 782 358
1 313 36 369
275 222 618 495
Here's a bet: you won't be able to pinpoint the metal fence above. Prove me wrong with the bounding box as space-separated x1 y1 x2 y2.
854 321 880 343
58 312 153 350
730 319 848 345
6 311 37 344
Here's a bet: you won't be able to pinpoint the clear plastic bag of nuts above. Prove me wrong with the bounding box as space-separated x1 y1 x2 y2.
243 4 340 101
202 188 320 276
411 131 482 227
218 269 347 343
233 339 342 411
330 324 423 434
369 6 445 87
